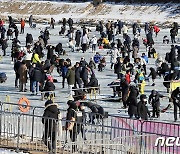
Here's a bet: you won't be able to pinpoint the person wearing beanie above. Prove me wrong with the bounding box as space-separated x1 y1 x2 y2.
149 90 164 118
137 94 150 120
66 100 80 153
42 100 60 152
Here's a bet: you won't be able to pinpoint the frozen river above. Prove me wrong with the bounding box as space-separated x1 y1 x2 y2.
0 22 179 123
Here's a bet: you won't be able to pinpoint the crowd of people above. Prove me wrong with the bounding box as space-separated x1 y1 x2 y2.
0 15 179 153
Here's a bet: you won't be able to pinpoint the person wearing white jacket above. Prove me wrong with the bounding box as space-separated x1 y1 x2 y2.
23 46 33 69
122 25 128 37
110 44 120 69
91 35 97 53
81 33 89 53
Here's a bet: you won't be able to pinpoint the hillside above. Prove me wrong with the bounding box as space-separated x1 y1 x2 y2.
0 0 179 25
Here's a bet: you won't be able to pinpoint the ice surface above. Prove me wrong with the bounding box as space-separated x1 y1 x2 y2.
0 22 179 123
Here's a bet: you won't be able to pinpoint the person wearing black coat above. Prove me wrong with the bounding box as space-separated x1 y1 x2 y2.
31 63 42 95
132 23 137 36
120 78 129 108
149 90 164 118
148 67 157 86
169 45 176 64
46 45 54 60
26 33 33 46
80 58 88 67
62 18 66 27
75 30 81 48
137 94 150 120
158 62 170 77
14 58 21 88
68 18 73 28
127 85 139 118
171 87 180 122
80 66 89 88
66 100 80 152
55 43 63 55
1 38 8 56
146 32 154 47
81 101 105 124
87 73 98 88
29 15 33 28
43 78 55 98
42 100 60 152
114 57 122 79
170 27 176 44
1 26 6 39
34 42 43 58
14 28 19 40
43 29 50 47
75 62 82 88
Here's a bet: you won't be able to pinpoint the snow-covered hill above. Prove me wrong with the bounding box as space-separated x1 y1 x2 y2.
0 0 179 25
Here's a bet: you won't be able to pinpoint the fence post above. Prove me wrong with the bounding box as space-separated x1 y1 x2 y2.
101 118 105 153
140 120 144 154
54 120 58 154
16 114 21 152
31 107 36 141
0 101 2 137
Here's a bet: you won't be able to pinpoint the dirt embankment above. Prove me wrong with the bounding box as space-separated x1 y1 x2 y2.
0 1 179 27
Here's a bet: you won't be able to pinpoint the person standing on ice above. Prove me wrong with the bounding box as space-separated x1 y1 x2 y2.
66 65 75 98
114 57 123 79
31 63 42 95
42 100 60 153
110 43 119 69
153 25 160 37
120 77 129 109
75 30 81 50
29 15 33 28
91 35 97 53
171 87 180 122
18 60 27 92
14 57 21 88
127 85 139 119
20 18 25 34
144 22 149 35
148 90 164 118
50 17 55 29
170 27 177 44
137 94 150 120
148 67 157 86
122 24 128 38
81 31 89 53
132 22 138 37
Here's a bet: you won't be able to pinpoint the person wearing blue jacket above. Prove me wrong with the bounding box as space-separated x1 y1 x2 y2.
60 61 68 88
93 52 102 64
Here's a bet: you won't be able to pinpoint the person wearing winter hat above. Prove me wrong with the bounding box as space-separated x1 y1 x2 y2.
66 100 80 153
137 94 150 120
149 90 164 118
42 75 55 99
42 100 60 152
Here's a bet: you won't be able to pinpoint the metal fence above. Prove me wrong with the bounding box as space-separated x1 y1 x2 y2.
0 110 162 154
0 101 180 153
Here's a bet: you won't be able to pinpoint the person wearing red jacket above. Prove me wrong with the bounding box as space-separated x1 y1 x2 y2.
0 19 4 28
20 18 25 34
153 25 160 37
125 70 131 84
